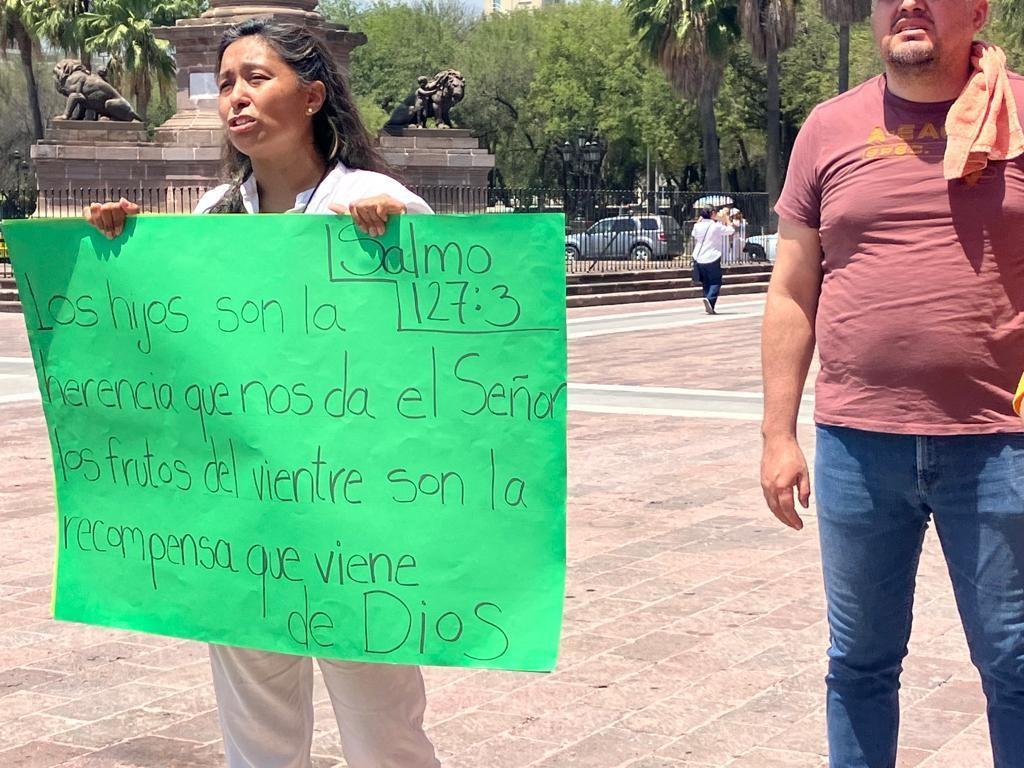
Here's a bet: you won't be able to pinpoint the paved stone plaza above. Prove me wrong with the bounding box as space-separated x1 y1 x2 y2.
0 298 992 767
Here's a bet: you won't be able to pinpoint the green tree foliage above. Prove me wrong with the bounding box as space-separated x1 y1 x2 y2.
624 0 740 190
0 57 63 187
345 0 472 118
736 0 797 210
522 0 700 189
1 0 44 139
996 0 1024 49
454 9 541 186
81 0 203 120
27 0 94 68
718 2 879 191
986 1 1024 72
328 0 702 189
5 0 1024 197
820 0 869 93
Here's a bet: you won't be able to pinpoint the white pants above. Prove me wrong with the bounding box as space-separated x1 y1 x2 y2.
209 644 440 768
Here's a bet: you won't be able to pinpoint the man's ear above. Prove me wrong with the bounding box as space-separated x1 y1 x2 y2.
974 0 990 32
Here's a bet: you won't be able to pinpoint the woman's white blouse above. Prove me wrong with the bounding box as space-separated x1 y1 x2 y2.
690 218 734 264
193 162 433 215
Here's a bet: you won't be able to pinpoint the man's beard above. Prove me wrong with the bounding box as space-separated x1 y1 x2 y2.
886 42 937 70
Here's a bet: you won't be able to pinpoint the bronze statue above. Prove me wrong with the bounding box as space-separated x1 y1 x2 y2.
53 59 142 122
413 76 437 129
384 70 465 132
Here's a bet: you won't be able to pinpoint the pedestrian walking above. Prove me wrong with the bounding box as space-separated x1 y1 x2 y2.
690 207 733 314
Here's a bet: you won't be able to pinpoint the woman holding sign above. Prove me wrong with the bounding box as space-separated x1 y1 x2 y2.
84 19 439 768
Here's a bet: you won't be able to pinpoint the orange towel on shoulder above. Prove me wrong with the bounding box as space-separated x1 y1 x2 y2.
951 44 1024 417
944 42 1024 181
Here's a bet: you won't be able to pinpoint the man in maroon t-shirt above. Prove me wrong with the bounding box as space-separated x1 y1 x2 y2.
761 1 1024 765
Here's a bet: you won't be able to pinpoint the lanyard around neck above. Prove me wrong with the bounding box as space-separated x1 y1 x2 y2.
298 164 332 214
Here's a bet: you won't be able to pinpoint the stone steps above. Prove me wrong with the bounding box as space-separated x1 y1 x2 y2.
567 262 768 284
0 276 18 313
566 265 773 307
567 281 770 307
569 271 768 296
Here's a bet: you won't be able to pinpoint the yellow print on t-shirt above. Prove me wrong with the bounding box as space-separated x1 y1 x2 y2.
863 122 946 160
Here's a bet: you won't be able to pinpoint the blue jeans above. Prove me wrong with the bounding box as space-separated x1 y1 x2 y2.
815 425 1024 768
694 259 722 308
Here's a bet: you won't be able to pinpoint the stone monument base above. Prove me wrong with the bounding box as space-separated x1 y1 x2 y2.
31 119 220 215
30 121 498 216
379 129 494 211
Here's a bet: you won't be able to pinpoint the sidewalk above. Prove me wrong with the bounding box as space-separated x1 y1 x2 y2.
0 301 991 767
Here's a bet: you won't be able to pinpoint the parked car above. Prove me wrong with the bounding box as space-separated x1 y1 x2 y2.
744 233 778 263
565 215 684 261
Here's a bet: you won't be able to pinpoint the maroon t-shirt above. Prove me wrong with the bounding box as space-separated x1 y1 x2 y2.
776 74 1024 435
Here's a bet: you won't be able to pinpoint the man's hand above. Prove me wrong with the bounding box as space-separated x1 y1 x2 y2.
328 195 407 237
760 434 810 531
83 197 140 239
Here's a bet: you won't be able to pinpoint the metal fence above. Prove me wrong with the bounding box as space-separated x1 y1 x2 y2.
0 185 773 277
421 187 773 273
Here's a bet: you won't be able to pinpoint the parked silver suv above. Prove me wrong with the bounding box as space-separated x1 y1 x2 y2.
565 215 684 261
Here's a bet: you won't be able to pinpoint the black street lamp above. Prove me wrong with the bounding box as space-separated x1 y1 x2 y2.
556 133 605 225
11 150 29 195
6 150 32 219
11 150 21 190
558 140 574 221
579 139 605 222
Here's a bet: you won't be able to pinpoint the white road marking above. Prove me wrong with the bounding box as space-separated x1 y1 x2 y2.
0 392 40 404
568 383 814 424
567 297 767 339
568 298 767 325
569 311 764 339
571 383 765 398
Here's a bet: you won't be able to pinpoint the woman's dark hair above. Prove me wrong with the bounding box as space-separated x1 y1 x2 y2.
698 207 714 219
209 19 392 213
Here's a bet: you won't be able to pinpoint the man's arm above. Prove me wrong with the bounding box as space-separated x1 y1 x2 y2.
760 217 823 530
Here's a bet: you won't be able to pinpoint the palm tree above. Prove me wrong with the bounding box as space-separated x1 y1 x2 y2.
821 0 869 93
625 0 740 191
81 0 196 120
0 0 44 140
29 0 94 69
737 0 797 209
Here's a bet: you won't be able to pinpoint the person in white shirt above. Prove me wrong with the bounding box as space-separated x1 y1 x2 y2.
84 19 439 768
690 207 734 314
729 208 747 263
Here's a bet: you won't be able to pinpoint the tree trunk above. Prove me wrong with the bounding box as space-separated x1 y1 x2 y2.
766 32 781 226
838 24 850 93
698 89 722 191
13 22 44 140
78 0 92 69
738 136 752 191
136 75 151 122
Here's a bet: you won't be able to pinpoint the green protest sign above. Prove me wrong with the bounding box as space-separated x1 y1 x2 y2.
4 213 566 672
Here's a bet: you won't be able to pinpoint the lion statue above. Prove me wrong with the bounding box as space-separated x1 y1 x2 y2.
53 59 142 122
384 70 466 132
